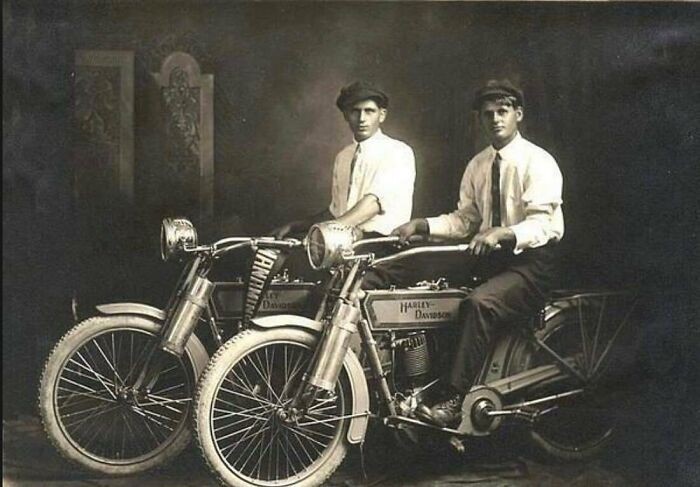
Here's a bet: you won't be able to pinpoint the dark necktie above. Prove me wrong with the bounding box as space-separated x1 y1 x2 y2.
491 152 501 227
347 143 361 202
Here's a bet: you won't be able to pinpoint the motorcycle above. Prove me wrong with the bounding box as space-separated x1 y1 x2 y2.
193 221 640 487
38 217 315 475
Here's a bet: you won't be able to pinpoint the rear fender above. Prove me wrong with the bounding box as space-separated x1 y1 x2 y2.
251 314 370 444
482 299 592 384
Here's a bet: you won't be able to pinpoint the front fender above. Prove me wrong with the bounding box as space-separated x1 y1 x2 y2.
95 302 209 379
251 316 370 444
96 302 166 321
250 314 323 333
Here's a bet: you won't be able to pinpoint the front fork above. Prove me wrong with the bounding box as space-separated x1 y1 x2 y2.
133 274 214 392
293 299 361 408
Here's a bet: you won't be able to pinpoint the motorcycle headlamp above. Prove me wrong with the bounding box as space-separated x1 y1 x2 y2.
306 221 358 270
160 217 198 262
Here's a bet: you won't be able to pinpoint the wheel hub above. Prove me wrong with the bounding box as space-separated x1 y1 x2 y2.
116 386 146 405
276 407 303 424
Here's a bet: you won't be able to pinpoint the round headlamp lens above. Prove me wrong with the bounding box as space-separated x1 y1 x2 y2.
305 221 357 270
160 217 197 261
306 225 326 270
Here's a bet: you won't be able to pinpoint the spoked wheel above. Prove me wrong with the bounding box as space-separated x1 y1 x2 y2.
505 296 638 461
39 315 208 475
194 328 351 487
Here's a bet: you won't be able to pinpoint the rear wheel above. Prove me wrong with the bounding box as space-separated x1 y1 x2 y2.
194 328 351 487
505 297 638 461
39 315 208 474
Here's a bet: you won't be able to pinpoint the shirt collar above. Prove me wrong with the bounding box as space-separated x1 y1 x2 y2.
491 131 522 159
354 128 384 149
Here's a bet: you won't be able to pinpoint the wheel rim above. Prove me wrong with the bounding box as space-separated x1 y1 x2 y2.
210 340 346 486
530 318 614 452
53 327 193 464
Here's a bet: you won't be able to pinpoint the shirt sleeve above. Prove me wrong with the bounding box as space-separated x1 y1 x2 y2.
364 144 416 218
328 153 342 218
426 159 482 239
508 153 563 251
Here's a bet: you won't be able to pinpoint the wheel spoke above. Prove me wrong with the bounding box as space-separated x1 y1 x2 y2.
64 359 117 388
591 298 638 379
209 340 346 483
57 384 115 404
245 352 283 404
285 423 320 464
577 298 591 375
64 402 121 431
122 338 153 385
589 296 607 372
51 327 193 464
218 384 277 408
74 350 118 399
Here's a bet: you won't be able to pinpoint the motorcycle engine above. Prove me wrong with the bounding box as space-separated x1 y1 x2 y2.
395 332 431 390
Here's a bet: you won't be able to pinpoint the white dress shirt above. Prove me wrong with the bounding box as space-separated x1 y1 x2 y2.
329 129 416 235
426 132 564 253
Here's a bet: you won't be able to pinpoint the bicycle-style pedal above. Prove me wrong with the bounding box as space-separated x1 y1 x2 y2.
448 435 466 454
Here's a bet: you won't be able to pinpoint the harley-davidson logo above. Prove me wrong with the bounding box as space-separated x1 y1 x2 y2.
260 290 307 312
400 300 451 320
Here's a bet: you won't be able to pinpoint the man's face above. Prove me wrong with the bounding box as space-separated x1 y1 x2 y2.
478 100 523 149
343 99 387 142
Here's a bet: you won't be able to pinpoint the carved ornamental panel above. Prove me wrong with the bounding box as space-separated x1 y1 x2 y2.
153 52 214 221
73 50 134 207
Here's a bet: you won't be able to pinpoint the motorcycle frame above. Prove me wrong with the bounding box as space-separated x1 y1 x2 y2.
290 246 638 438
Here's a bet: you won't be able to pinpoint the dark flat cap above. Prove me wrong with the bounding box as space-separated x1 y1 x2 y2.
473 79 524 110
336 81 389 111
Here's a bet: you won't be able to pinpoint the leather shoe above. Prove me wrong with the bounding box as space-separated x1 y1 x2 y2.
416 394 463 428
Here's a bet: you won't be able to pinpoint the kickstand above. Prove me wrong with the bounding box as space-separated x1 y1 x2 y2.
359 439 368 481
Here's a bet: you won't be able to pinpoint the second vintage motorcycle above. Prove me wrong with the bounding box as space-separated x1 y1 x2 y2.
38 217 314 475
194 221 640 487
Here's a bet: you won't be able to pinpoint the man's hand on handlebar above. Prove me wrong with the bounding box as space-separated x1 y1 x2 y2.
391 218 429 245
269 220 310 240
468 227 514 256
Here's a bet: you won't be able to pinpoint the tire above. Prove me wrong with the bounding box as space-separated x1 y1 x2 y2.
194 328 351 487
504 299 631 461
38 314 208 475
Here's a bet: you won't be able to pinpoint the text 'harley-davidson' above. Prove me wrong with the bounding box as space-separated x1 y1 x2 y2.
194 221 640 487
38 218 314 475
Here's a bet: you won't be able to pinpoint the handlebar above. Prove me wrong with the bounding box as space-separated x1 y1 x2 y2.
184 236 303 258
352 234 427 250
371 243 472 267
352 235 502 268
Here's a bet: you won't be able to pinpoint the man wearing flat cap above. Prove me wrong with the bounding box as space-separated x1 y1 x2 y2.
273 81 416 243
393 79 564 427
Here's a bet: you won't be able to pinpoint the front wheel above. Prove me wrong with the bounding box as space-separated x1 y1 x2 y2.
38 315 208 475
194 328 351 487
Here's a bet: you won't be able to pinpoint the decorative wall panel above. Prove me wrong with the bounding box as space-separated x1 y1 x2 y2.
74 50 134 207
153 52 214 220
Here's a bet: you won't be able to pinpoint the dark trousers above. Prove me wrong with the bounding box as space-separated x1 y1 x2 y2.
448 244 559 391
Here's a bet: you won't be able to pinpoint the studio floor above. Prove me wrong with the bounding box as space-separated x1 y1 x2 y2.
4 400 696 487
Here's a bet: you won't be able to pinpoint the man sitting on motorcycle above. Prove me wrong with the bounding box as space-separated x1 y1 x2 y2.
271 81 417 288
272 81 416 241
392 79 564 427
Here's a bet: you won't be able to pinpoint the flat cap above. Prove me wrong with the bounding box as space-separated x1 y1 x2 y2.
473 79 524 110
336 81 389 111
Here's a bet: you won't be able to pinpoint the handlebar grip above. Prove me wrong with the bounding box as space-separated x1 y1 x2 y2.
406 235 428 244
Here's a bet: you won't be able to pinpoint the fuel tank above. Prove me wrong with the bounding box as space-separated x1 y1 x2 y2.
362 288 470 331
210 280 316 324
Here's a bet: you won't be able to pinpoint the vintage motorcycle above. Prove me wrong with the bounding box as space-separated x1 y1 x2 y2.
38 217 316 475
194 221 640 487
